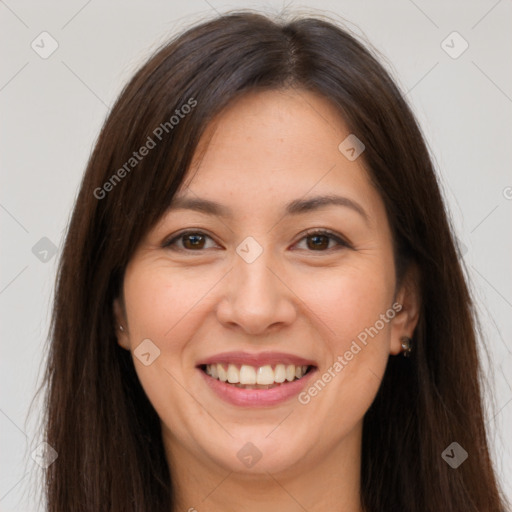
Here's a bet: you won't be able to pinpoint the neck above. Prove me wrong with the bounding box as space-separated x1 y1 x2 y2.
164 424 364 512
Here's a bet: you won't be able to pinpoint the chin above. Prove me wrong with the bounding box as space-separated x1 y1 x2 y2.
197 427 312 476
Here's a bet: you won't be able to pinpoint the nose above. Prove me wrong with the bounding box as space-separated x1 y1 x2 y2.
215 249 297 336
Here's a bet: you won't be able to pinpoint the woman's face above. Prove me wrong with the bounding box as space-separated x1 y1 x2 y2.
115 88 416 479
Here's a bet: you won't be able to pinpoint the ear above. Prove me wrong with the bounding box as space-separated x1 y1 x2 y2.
389 263 421 355
113 297 130 351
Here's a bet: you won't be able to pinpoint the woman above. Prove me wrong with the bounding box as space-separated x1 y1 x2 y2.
41 10 507 511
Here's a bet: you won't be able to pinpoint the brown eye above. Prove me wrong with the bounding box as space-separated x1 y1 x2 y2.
182 233 206 250
306 233 330 250
164 231 217 251
295 230 350 252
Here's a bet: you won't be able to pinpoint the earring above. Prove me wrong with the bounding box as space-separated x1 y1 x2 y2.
119 325 124 332
400 336 412 357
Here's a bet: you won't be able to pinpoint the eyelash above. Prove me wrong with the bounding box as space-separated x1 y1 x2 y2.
162 228 351 253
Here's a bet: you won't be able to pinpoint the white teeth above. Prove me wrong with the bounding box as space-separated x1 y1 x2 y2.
285 364 295 382
274 364 286 383
227 364 239 383
204 363 310 385
240 365 257 385
217 364 227 382
256 365 274 385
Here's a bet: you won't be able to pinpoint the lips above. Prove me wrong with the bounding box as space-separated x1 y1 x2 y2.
196 350 317 368
196 351 318 407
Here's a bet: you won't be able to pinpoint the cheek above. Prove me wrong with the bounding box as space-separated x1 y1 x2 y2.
121 266 197 408
301 260 394 353
122 262 228 407
123 263 213 342
294 260 395 424
121 265 213 436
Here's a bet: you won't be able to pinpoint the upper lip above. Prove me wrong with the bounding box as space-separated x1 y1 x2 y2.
196 351 317 368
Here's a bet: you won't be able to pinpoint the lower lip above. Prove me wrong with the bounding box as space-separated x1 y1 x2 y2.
198 367 317 407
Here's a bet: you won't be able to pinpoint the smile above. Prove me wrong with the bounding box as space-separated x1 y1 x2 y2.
196 351 318 406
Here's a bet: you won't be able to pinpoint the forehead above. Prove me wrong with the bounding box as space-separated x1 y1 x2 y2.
177 88 383 224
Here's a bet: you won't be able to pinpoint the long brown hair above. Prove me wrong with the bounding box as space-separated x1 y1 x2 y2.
40 10 507 511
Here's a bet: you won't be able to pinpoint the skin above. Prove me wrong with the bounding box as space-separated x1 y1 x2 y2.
114 88 420 512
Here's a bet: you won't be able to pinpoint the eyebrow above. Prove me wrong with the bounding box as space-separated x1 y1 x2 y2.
168 194 369 224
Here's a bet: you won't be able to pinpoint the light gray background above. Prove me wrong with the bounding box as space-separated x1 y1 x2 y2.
1 1 511 510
